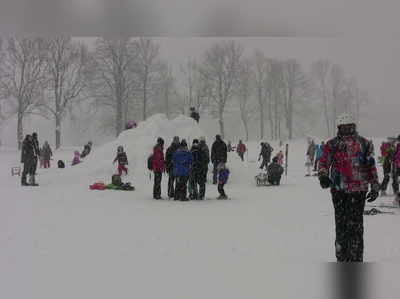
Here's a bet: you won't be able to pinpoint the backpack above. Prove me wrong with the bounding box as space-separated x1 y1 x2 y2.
58 160 65 168
112 174 123 186
147 155 153 170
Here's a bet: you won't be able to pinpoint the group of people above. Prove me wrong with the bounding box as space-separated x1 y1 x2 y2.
149 135 230 201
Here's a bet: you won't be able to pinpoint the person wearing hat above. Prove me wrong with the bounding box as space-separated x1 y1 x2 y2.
165 136 180 198
113 145 129 176
318 113 380 262
172 139 193 201
152 137 166 199
21 134 38 186
258 141 273 170
189 107 200 123
211 135 227 184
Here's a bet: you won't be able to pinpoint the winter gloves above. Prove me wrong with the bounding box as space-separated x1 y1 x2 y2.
366 190 379 202
319 175 332 189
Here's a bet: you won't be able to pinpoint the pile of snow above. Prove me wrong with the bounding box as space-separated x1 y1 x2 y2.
54 114 204 186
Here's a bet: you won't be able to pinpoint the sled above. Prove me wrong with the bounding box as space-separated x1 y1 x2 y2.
11 166 21 176
255 173 272 186
364 208 395 215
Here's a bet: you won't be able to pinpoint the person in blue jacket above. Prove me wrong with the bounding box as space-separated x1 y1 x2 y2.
314 141 325 171
172 139 193 201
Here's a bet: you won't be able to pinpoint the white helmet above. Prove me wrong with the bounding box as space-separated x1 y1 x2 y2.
336 113 356 126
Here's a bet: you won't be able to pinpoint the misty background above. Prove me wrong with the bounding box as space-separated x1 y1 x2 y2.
0 0 399 148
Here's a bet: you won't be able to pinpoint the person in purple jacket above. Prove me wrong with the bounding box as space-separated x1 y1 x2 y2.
217 162 230 199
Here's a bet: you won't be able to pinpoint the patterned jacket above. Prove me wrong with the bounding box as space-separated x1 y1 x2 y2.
318 134 379 192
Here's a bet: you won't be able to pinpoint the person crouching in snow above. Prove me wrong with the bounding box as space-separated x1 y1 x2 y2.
217 163 230 199
113 146 128 176
71 151 81 166
267 157 284 185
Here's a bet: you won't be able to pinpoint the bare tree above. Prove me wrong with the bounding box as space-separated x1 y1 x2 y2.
134 37 162 121
281 59 310 140
0 37 48 149
44 37 90 148
199 40 243 138
158 63 175 118
89 38 137 136
236 58 256 141
253 50 272 140
329 64 347 129
311 59 332 136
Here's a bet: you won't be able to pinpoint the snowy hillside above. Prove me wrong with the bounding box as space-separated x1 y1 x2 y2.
1 114 399 299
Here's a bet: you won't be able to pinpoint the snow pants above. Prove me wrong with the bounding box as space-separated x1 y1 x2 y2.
167 173 176 198
331 191 367 262
259 157 270 170
21 158 35 185
392 167 400 195
218 183 226 197
189 170 207 199
153 172 162 199
174 176 189 201
238 152 244 161
118 164 128 175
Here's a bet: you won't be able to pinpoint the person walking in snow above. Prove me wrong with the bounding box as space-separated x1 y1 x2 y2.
165 136 180 198
306 138 316 170
236 140 246 161
21 134 39 186
258 142 273 170
113 146 128 176
211 135 228 184
172 140 193 201
189 107 200 123
318 113 380 262
41 141 53 168
267 157 284 185
152 137 166 200
216 162 230 199
32 132 40 174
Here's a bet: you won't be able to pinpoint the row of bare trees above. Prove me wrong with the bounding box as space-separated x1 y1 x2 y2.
0 37 369 149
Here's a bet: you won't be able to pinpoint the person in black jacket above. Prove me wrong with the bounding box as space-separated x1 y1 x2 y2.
32 132 40 174
211 134 227 184
81 141 92 158
198 136 210 198
267 157 284 185
190 107 200 123
165 136 180 198
259 142 273 170
21 135 38 186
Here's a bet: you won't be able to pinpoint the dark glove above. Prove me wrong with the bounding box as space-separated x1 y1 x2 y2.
319 175 331 189
366 190 379 202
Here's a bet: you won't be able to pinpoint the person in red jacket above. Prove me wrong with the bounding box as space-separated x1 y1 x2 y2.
318 113 379 262
236 140 246 161
152 137 166 199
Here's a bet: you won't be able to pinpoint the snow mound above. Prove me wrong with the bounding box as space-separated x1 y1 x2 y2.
55 114 204 186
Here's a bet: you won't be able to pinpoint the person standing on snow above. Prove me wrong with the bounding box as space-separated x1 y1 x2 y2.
41 141 53 168
314 141 325 172
318 113 380 262
392 136 400 203
152 137 166 200
113 146 129 176
306 139 316 171
189 107 200 123
198 136 210 198
211 135 228 185
21 135 39 186
172 140 193 201
32 132 40 174
165 136 180 198
267 157 284 185
189 139 202 200
236 140 247 161
258 142 273 170
380 140 395 196
216 162 230 199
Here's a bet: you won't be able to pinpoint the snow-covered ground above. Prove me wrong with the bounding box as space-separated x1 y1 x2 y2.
1 114 399 299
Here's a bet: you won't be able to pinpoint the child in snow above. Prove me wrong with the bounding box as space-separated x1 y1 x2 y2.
267 157 284 185
217 162 230 199
305 156 313 176
113 146 128 176
72 151 81 166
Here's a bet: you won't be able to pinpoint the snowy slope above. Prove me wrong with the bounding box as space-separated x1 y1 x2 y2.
1 115 400 299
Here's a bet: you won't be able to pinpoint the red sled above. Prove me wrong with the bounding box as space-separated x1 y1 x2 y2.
89 182 106 190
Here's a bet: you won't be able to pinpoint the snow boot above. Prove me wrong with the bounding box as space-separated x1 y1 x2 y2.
29 175 39 186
